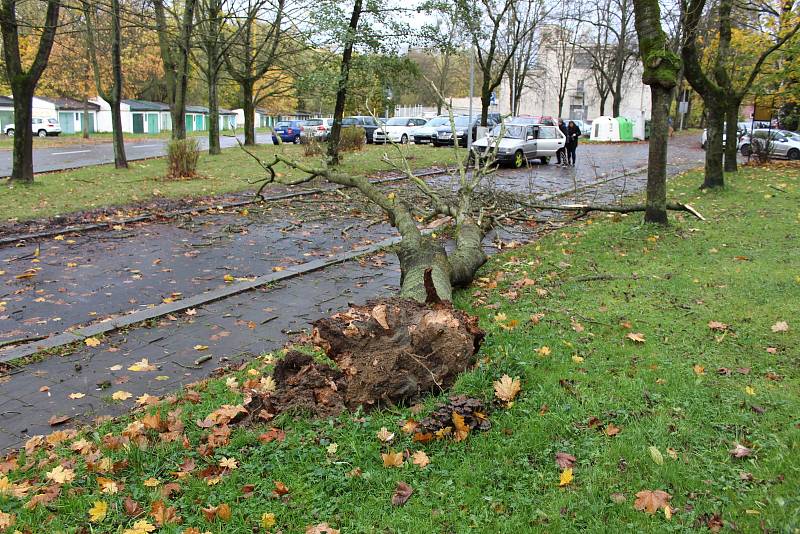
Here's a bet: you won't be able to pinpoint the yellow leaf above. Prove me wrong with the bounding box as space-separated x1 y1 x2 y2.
376 427 395 443
88 501 108 523
219 457 238 470
46 465 75 484
193 345 209 351
68 392 86 399
262 512 276 529
54 235 64 240
572 355 585 364
143 478 160 487
648 446 664 465
84 337 101 347
112 391 132 401
128 359 157 372
223 274 235 282
626 332 646 343
381 451 404 468
122 519 156 534
412 450 430 468
493 374 521 403
745 386 755 396
692 364 705 375
452 411 470 442
537 346 551 356
559 468 573 487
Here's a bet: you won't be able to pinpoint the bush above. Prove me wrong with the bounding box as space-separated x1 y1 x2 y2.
302 136 324 157
166 138 200 179
339 126 366 152
751 137 773 164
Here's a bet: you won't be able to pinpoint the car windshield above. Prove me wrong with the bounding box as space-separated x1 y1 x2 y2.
426 117 449 127
385 117 409 126
275 122 291 128
452 116 474 127
341 118 357 125
304 120 322 126
490 125 526 139
779 130 800 140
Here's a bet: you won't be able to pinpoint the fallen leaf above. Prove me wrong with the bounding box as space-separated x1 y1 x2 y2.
537 346 551 356
633 489 671 514
193 344 209 351
85 337 102 347
610 492 626 504
648 446 664 465
493 374 521 403
559 468 573 487
150 500 181 525
769 320 790 334
262 512 276 529
555 452 576 469
626 332 646 343
0 510 15 529
46 465 75 484
112 391 133 401
692 364 705 375
88 500 108 523
143 478 160 487
391 481 414 506
745 386 755 396
305 523 339 534
382 451 404 468
219 457 238 470
371 304 390 330
128 359 157 372
376 427 395 443
604 424 621 437
707 321 728 331
452 411 470 442
68 392 86 399
572 355 585 364
123 496 144 517
122 519 156 534
729 443 753 458
412 450 430 468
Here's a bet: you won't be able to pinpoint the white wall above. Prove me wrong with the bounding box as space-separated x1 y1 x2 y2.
31 97 56 119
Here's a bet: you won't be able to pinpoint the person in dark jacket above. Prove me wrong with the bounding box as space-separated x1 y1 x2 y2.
557 119 569 166
566 120 580 166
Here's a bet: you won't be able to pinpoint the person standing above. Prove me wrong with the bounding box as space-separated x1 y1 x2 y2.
566 120 580 166
557 119 569 166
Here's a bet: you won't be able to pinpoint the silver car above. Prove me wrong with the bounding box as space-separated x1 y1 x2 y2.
739 129 800 160
472 123 566 167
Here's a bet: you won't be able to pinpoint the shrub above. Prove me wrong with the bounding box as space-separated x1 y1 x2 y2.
302 136 324 157
339 126 366 152
166 138 200 179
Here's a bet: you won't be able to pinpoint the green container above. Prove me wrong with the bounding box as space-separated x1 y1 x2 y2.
615 117 634 141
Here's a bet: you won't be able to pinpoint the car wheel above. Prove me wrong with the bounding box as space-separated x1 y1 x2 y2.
513 150 525 169
6 128 13 137
293 136 300 144
788 148 800 160
401 134 408 144
740 144 751 157
541 156 549 165
38 129 47 137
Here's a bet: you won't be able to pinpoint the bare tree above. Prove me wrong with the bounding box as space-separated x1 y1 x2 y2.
83 0 127 168
0 0 60 183
544 5 581 118
153 0 197 140
501 0 548 115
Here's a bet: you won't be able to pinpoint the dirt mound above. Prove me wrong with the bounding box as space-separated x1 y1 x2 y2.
263 298 483 417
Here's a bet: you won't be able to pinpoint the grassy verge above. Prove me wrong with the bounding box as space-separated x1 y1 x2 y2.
0 144 461 221
0 129 280 150
0 165 797 532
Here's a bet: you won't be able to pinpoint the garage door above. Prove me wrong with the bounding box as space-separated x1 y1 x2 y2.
132 113 145 133
58 112 74 134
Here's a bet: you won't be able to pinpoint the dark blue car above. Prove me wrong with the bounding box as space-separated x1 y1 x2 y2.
271 120 306 144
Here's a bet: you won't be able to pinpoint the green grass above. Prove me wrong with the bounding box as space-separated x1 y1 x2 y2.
0 143 460 221
1 166 798 532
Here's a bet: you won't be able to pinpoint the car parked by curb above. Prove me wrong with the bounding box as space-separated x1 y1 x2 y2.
373 117 427 144
5 117 61 137
271 120 306 144
411 116 450 144
472 123 566 167
739 129 800 159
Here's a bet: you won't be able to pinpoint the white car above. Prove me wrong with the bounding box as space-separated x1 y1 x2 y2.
301 118 334 141
739 129 800 160
472 123 566 167
5 117 61 137
411 116 450 144
373 117 428 144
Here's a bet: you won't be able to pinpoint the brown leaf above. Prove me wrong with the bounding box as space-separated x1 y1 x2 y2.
151 500 182 525
604 424 622 437
216 503 231 521
391 481 414 506
371 304 390 330
258 427 286 444
555 452 576 469
382 451 404 467
633 489 671 514
161 482 182 499
272 481 290 496
305 523 340 534
493 375 521 403
48 414 72 426
411 450 430 468
625 332 646 343
729 443 753 458
707 321 728 331
452 412 470 442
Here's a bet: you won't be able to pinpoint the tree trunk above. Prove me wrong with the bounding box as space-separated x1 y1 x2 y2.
644 86 670 224
82 100 90 139
243 80 255 146
612 90 621 117
702 101 725 189
326 0 362 166
723 102 739 172
480 91 490 126
599 93 607 116
9 83 35 183
110 98 127 168
207 71 220 155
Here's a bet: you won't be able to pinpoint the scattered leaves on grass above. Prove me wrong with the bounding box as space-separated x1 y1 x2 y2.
391 481 414 506
382 451 404 467
376 427 395 443
604 424 622 437
634 490 671 515
707 321 728 331
306 523 339 534
412 450 430 468
625 332 646 343
493 374 521 403
730 443 753 458
555 452 576 469
46 465 75 484
262 512 276 529
648 446 664 465
559 468 573 487
771 321 789 332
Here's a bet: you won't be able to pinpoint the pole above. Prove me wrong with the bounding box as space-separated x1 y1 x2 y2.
468 47 475 151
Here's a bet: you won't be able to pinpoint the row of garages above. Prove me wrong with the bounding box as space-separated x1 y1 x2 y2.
0 96 280 135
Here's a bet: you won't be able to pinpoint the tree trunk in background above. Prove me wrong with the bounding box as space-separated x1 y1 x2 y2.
9 84 35 183
111 98 126 168
703 101 725 188
207 72 220 155
724 101 739 172
82 101 89 138
644 86 670 224
326 0 362 166
243 80 255 146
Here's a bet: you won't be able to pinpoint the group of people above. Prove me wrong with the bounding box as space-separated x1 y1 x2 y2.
556 119 581 167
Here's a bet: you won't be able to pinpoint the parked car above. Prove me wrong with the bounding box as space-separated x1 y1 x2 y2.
373 116 428 144
342 116 382 143
739 129 800 159
411 116 450 144
5 117 61 137
572 119 592 137
301 118 334 141
431 115 498 147
472 123 566 167
271 120 306 144
700 121 768 149
512 115 556 126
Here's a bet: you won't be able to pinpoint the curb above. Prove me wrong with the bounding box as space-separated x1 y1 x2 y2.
0 235 402 364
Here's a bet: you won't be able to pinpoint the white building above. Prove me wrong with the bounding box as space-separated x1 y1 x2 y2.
32 96 100 134
91 97 172 134
496 25 652 139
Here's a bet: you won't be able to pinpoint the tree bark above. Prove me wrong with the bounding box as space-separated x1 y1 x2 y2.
243 80 255 146
723 99 739 173
82 100 89 139
644 86 670 224
110 98 126 168
207 71 220 155
703 100 725 188
326 0 362 166
9 84 34 183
